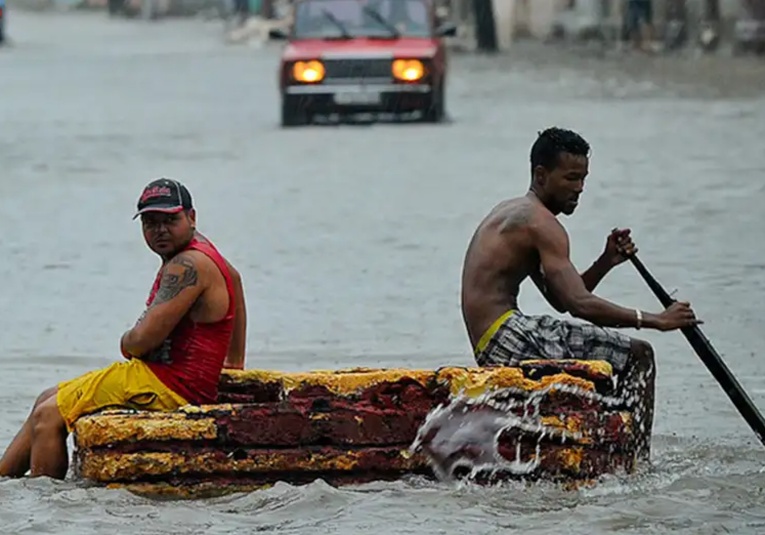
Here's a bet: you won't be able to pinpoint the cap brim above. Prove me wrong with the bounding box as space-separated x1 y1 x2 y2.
132 205 185 220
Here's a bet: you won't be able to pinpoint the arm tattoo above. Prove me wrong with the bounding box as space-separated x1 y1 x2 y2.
151 255 199 307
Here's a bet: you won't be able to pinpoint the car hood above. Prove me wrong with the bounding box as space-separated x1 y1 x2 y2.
283 37 439 61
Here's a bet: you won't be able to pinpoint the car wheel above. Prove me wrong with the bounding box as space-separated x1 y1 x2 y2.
141 0 159 20
281 98 310 127
107 0 123 15
422 84 445 123
732 39 748 57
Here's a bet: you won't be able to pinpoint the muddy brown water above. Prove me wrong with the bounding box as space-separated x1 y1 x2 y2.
1 11 765 534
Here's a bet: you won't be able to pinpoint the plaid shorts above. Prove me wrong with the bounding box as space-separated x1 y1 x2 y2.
474 311 632 372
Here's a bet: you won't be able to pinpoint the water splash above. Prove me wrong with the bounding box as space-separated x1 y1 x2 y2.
409 383 627 483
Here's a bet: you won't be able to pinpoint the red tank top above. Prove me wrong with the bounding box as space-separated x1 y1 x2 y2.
144 235 235 405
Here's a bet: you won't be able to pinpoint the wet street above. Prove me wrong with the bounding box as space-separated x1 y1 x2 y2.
2 10 765 534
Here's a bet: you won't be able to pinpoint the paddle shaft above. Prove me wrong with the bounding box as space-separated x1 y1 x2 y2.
629 255 765 446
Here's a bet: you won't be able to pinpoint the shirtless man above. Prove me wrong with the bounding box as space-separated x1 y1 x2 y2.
0 178 247 480
461 127 700 449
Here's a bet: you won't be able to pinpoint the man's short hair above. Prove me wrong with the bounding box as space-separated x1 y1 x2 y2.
530 127 591 174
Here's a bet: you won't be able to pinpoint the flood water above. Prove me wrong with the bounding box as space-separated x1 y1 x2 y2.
1 11 765 534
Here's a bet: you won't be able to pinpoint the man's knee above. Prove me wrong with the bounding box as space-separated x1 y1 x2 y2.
31 397 66 436
628 338 655 376
630 338 653 359
34 387 58 408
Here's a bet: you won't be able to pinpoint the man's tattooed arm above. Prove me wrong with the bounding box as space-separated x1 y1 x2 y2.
121 252 206 359
151 256 200 307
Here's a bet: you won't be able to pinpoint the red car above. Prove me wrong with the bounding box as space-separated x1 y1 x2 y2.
0 0 6 45
270 0 456 126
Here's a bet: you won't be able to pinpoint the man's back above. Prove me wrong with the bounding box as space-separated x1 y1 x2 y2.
461 196 541 348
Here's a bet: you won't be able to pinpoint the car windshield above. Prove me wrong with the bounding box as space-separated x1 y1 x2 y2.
293 0 432 39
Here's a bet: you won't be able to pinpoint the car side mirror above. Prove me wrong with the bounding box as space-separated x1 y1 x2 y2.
269 27 290 40
435 21 457 37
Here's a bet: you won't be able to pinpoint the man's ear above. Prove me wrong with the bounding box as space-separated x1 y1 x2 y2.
532 165 548 187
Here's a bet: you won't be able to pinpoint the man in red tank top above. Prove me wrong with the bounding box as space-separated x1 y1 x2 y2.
0 178 248 480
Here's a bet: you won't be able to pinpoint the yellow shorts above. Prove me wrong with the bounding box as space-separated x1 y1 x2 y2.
56 358 189 433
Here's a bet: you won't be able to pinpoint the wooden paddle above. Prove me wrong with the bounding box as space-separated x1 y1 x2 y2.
629 254 765 446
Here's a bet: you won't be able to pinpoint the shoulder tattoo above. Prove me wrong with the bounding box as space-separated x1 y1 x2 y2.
499 202 533 231
152 255 199 306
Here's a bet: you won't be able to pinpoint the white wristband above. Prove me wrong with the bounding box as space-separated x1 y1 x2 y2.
635 309 643 330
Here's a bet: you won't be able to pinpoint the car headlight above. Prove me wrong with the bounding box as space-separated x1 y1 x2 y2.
292 60 325 83
392 59 425 82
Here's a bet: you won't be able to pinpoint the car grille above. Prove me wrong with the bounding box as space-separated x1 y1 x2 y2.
322 58 392 81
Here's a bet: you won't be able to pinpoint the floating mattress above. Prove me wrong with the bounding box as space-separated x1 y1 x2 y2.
71 359 651 498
